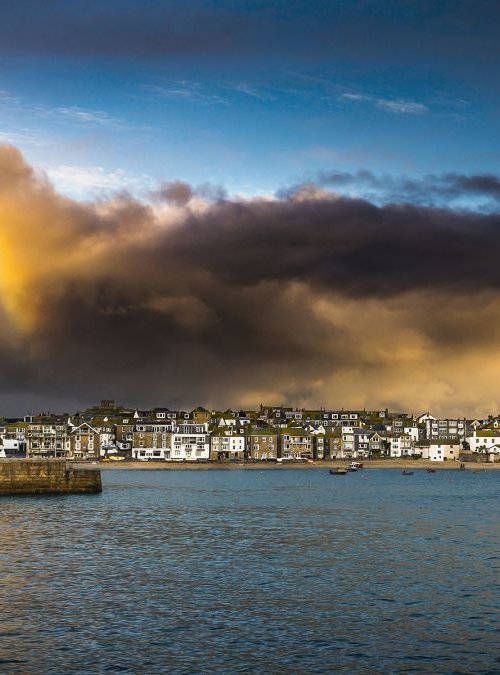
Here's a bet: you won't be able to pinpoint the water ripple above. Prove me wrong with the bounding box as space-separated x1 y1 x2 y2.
0 469 498 672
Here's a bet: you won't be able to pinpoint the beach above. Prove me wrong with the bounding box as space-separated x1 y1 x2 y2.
76 459 500 471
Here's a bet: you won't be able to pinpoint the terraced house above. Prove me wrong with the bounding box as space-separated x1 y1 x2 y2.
466 429 500 455
131 421 173 460
69 422 100 460
280 428 313 459
4 401 500 464
26 416 69 458
170 422 210 461
210 431 245 461
246 429 278 460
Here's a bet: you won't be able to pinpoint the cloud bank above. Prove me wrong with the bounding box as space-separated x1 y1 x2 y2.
1 144 500 416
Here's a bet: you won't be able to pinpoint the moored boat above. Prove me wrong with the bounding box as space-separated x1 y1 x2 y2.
402 470 414 475
329 468 348 475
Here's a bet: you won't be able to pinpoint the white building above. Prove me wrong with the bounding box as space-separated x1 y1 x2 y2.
466 431 500 455
0 438 27 457
169 423 210 461
340 426 356 457
428 440 461 462
389 434 414 457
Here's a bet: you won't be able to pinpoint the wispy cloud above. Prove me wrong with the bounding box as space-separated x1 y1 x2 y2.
145 79 278 106
340 91 429 115
35 105 125 128
144 82 226 105
376 98 428 115
339 92 370 102
223 83 276 102
0 128 49 148
0 87 129 133
0 89 21 105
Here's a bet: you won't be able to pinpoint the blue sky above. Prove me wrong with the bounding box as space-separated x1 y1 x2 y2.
1 0 499 201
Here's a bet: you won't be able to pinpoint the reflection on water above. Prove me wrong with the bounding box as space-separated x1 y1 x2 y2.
0 469 499 672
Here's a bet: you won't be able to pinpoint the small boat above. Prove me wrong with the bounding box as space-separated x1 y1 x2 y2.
427 468 436 474
349 461 363 471
402 470 414 476
329 468 348 475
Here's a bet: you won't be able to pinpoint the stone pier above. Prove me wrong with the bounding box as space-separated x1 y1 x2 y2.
0 459 102 495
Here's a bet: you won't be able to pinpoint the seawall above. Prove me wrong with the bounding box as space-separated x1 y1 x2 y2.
0 459 102 495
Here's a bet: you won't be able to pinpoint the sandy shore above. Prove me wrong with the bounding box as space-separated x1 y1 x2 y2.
71 459 500 471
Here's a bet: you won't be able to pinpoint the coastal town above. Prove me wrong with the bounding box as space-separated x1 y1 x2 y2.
0 400 499 464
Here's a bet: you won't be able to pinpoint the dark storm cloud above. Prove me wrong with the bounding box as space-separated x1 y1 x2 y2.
1 0 499 76
3 144 500 415
161 194 500 297
317 170 500 206
153 181 193 206
152 181 227 205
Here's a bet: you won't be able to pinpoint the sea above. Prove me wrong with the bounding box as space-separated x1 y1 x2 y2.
0 468 498 673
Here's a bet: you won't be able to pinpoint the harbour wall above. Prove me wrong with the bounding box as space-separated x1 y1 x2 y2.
0 459 102 495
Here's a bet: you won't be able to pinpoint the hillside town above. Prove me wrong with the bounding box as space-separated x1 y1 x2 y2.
1 400 499 463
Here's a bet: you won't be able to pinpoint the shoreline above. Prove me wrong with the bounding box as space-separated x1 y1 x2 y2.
71 459 500 471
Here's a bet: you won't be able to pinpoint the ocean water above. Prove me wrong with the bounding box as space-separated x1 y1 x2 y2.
0 468 498 673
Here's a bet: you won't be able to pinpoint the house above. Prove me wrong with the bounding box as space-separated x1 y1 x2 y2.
246 429 278 460
69 422 100 460
339 426 356 458
192 407 212 425
131 421 173 461
210 431 245 461
0 437 27 457
425 418 468 441
353 429 386 457
388 433 414 457
0 422 28 456
280 427 313 459
235 411 251 426
308 425 327 459
323 429 342 459
114 415 136 454
169 423 210 461
427 438 461 462
26 416 69 458
466 430 500 454
216 414 237 428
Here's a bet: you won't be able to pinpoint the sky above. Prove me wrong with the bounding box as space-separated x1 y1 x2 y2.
1 0 500 416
